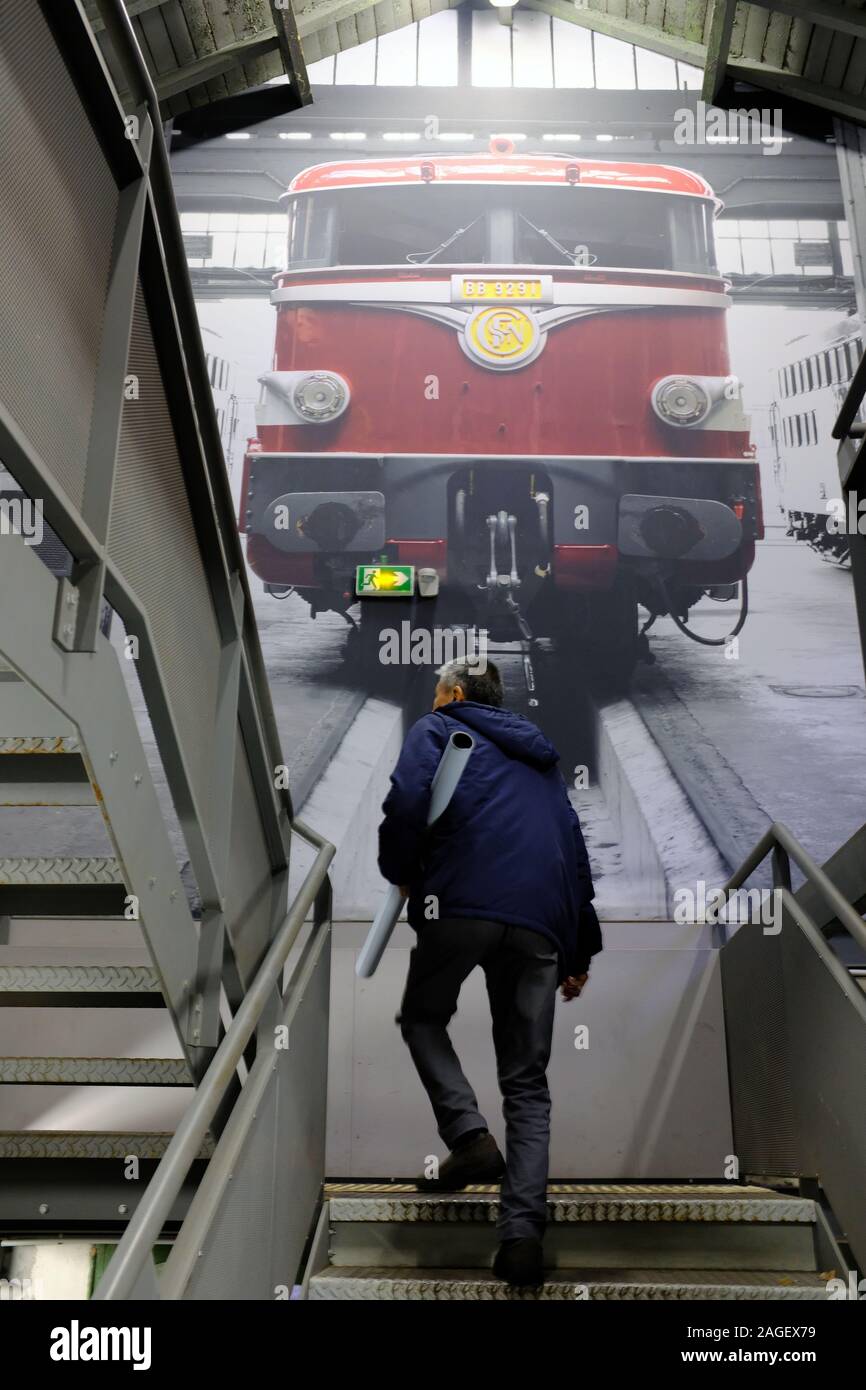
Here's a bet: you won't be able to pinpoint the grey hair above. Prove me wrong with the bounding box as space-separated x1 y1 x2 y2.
436 656 504 707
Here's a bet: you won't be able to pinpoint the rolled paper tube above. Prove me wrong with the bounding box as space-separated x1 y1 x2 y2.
356 730 475 978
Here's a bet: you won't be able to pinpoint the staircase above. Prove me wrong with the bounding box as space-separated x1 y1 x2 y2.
306 1183 833 1301
0 671 203 1170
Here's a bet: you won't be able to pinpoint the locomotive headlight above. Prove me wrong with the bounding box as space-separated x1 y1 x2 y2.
292 372 349 423
651 376 712 428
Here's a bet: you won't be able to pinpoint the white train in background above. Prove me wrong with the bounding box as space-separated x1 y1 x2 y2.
204 346 240 473
769 314 864 566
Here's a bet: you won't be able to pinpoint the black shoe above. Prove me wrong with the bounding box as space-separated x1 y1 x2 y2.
415 1131 505 1192
493 1237 545 1289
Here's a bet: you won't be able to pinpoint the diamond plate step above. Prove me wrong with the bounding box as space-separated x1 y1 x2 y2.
0 1057 192 1085
0 746 92 805
307 1267 831 1301
0 857 127 916
0 964 163 1007
326 1186 817 1225
0 857 122 883
0 1131 213 1160
323 1185 820 1273
0 737 80 754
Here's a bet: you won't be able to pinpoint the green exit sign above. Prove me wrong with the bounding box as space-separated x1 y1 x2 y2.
355 564 415 596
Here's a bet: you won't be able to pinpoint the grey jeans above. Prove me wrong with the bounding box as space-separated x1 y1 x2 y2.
396 917 559 1241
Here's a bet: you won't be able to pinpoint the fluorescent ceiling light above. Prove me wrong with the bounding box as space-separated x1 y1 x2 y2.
382 132 419 141
330 131 366 140
280 132 312 140
225 132 251 139
543 133 582 142
437 133 474 140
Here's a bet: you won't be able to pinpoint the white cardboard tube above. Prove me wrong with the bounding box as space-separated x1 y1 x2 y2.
355 730 475 978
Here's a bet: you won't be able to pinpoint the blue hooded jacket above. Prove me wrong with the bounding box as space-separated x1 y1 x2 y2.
377 700 602 983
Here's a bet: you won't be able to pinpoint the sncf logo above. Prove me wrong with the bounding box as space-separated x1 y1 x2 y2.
50 1320 152 1371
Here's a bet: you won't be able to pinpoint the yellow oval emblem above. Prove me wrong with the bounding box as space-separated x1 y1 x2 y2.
463 305 541 370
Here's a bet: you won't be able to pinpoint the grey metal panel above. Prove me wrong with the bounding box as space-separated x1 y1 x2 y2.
720 919 799 1175
224 730 279 983
109 282 223 854
179 934 330 1298
269 925 330 1293
0 0 118 510
785 917 866 1270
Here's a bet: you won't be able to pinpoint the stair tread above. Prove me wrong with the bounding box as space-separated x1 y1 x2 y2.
0 1130 213 1159
0 737 80 754
0 964 161 995
324 1182 802 1197
0 857 123 885
0 1056 191 1085
308 1266 831 1300
325 1184 815 1224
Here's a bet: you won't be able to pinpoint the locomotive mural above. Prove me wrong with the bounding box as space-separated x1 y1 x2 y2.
239 139 761 687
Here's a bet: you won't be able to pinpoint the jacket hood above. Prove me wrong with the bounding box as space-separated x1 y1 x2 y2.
441 701 560 770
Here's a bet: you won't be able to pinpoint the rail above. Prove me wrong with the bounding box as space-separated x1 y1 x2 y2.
713 819 866 959
94 818 335 1301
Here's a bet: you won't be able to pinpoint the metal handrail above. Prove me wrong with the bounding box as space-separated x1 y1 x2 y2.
93 819 335 1301
715 820 866 957
92 0 290 817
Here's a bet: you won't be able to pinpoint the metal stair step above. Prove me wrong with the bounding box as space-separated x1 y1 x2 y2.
0 964 163 1006
323 1184 819 1273
0 1056 192 1085
0 1131 213 1160
0 857 127 916
307 1267 831 1301
0 748 93 806
325 1184 816 1225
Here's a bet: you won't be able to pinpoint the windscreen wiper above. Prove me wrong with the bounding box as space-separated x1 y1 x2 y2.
517 212 587 266
406 214 484 265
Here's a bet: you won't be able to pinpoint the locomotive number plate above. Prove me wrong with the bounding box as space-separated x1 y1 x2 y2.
453 275 551 304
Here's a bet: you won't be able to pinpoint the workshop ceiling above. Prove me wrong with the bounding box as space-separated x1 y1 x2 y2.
86 2 866 128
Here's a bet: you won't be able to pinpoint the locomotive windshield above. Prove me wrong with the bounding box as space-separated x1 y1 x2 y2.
286 185 718 274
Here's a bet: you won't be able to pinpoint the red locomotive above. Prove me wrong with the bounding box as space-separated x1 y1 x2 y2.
239 138 760 687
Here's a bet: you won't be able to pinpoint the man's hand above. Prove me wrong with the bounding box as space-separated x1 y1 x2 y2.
561 972 589 1001
398 885 410 898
